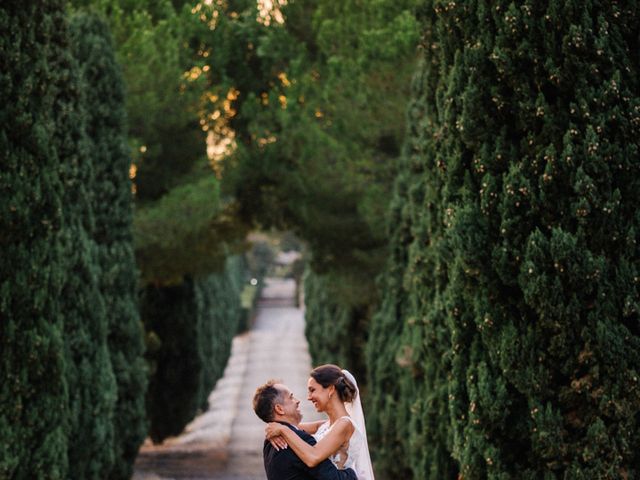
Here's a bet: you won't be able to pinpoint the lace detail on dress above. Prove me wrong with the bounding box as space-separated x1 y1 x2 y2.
313 417 363 472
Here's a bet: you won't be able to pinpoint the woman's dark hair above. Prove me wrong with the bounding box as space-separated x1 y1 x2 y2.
310 364 357 403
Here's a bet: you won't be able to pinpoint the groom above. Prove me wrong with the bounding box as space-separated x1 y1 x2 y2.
253 380 357 480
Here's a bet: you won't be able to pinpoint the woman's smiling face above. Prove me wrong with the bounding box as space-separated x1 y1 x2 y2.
307 376 332 412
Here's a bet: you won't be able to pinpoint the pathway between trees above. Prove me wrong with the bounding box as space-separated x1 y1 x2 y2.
133 278 322 480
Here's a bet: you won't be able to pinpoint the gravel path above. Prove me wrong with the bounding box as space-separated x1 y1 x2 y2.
133 278 321 480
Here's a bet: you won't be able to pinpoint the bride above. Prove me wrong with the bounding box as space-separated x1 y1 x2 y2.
265 364 374 480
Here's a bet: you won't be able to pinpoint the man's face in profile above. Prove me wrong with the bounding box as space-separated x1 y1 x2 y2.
274 383 303 424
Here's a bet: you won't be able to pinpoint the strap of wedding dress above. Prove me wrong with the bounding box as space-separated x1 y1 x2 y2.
342 369 375 480
322 416 352 432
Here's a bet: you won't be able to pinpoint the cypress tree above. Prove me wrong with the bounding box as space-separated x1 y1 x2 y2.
56 10 117 479
196 256 246 408
69 12 147 479
369 1 640 479
142 278 200 443
0 3 70 478
143 257 245 443
304 270 370 382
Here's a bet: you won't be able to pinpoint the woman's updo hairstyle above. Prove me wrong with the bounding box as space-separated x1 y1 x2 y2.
310 364 357 403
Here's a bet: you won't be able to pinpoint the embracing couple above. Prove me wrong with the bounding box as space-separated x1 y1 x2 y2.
253 364 374 480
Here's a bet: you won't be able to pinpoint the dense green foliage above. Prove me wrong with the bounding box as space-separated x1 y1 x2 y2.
1 4 143 479
221 0 419 272
304 271 371 383
72 0 253 442
369 2 640 479
0 3 71 477
70 12 148 479
96 0 206 202
69 0 204 206
143 256 246 443
193 0 419 384
283 0 418 391
13 2 640 479
74 0 250 278
133 174 247 284
61 14 117 479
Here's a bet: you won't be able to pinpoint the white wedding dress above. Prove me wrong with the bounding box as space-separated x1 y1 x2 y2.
313 370 375 480
314 417 364 474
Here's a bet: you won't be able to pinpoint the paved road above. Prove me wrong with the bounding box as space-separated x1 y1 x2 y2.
133 278 321 480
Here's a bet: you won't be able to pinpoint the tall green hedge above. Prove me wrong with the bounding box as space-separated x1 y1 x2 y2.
196 255 246 405
143 256 246 443
369 2 640 479
304 270 371 383
58 15 117 477
70 12 148 480
0 3 71 478
1 5 145 478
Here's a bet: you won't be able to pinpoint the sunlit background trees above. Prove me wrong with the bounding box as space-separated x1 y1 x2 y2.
2 0 640 479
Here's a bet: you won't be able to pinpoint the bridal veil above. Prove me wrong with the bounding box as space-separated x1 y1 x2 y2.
342 369 375 480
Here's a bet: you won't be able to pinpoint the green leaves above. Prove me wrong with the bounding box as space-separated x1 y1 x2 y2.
370 0 640 478
134 173 248 284
2 4 145 479
142 257 246 443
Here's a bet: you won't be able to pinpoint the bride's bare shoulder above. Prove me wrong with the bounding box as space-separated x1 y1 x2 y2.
334 416 356 435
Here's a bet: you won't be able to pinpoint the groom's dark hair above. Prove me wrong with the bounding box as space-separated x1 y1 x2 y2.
253 379 283 422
